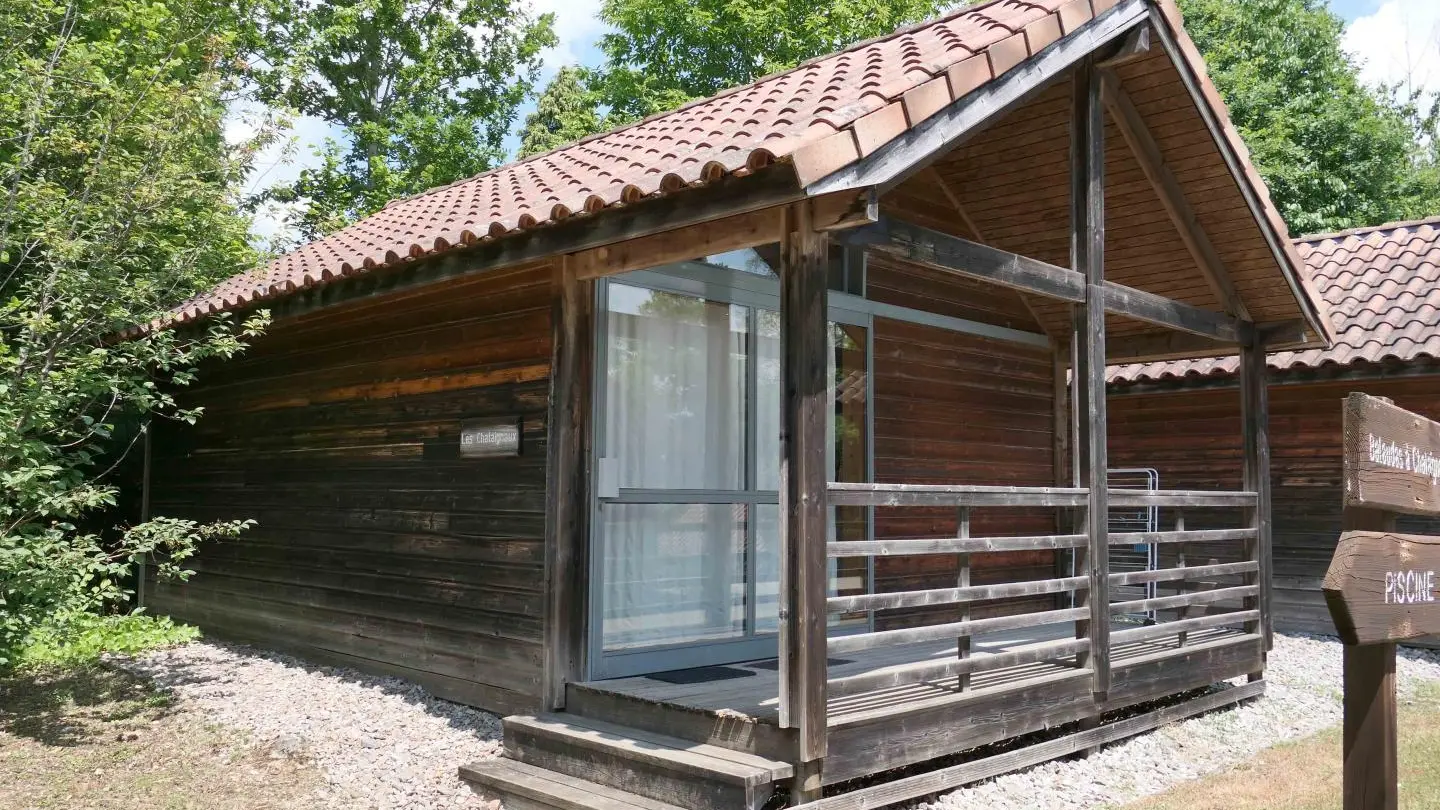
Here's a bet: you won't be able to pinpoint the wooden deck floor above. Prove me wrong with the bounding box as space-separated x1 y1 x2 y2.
577 622 1245 727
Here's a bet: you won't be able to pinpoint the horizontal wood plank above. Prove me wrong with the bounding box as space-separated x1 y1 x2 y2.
828 607 1089 654
826 637 1091 698
827 576 1089 613
828 482 1089 507
827 534 1088 557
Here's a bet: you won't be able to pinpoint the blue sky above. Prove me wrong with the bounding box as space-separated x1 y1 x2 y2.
241 0 1440 244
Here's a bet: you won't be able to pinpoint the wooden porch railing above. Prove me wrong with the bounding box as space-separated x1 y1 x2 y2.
820 482 1096 698
774 481 1267 784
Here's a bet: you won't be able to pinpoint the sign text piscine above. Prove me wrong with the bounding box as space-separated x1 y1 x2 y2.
1384 569 1437 605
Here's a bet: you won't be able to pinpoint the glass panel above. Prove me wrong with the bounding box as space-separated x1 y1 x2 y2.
831 323 868 486
756 308 781 491
831 323 870 629
601 503 748 651
754 322 871 632
755 504 780 634
605 284 748 490
705 246 780 277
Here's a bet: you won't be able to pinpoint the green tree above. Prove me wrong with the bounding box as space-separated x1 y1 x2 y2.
518 66 604 158
255 0 557 240
0 0 267 665
593 0 947 124
1179 0 1440 234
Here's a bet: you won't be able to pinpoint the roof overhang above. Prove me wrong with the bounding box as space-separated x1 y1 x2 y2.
150 0 1335 355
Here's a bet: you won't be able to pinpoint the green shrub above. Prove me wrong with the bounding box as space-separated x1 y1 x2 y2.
14 611 200 672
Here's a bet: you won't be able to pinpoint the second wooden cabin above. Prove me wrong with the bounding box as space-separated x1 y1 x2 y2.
1110 216 1440 641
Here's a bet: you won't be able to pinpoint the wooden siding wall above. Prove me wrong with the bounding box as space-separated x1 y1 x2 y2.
868 260 1058 630
1109 371 1440 635
146 262 555 715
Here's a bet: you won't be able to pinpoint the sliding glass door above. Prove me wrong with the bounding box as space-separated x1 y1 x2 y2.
589 256 871 678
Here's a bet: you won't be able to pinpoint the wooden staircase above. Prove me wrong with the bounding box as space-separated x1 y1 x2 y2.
460 712 794 810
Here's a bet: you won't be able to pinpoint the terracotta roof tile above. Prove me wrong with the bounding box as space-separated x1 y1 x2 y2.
1110 216 1440 384
140 0 1104 330
153 0 1314 342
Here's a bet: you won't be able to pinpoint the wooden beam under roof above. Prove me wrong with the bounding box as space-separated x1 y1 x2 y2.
1103 319 1310 363
845 216 1246 343
1098 69 1250 321
844 217 1086 302
1101 282 1242 343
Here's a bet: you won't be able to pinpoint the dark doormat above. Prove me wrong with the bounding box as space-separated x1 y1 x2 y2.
647 665 757 685
747 657 852 670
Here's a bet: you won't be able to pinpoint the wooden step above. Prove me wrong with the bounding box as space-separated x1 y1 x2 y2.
460 758 686 810
503 713 793 810
565 681 795 760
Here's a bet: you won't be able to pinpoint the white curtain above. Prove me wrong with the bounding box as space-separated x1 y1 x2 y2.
601 284 748 649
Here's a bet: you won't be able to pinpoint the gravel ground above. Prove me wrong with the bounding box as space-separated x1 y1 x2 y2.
919 633 1440 810
108 643 503 810
106 633 1440 810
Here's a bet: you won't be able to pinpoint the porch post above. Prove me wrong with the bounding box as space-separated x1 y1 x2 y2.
543 257 594 710
779 203 830 801
1071 56 1111 699
1239 334 1273 657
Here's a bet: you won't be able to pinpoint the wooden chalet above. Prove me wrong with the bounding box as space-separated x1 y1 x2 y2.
1110 216 1440 640
140 0 1336 807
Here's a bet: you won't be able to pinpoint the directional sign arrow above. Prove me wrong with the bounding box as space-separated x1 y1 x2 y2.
1324 531 1440 646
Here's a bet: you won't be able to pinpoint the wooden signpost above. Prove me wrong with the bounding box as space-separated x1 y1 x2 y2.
1324 393 1440 810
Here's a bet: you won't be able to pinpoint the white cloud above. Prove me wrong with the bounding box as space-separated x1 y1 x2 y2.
1343 0 1440 96
528 0 609 74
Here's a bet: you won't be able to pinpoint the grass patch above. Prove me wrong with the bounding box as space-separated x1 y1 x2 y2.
0 665 322 809
13 612 199 673
1121 683 1440 810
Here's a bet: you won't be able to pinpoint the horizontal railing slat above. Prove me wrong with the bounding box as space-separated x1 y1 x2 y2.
1109 610 1261 645
827 484 1253 508
828 534 1088 557
1107 490 1257 508
827 483 1090 507
827 637 1091 698
828 607 1089 655
1109 528 1256 546
1109 584 1258 616
827 576 1090 613
1108 560 1258 587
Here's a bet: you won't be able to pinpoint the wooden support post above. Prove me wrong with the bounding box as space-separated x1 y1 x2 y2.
542 258 594 710
1069 308 1090 670
1175 511 1187 647
1054 353 1072 605
1239 335 1273 656
1072 57 1110 700
780 203 830 802
956 507 972 692
1344 642 1398 810
1340 504 1399 810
